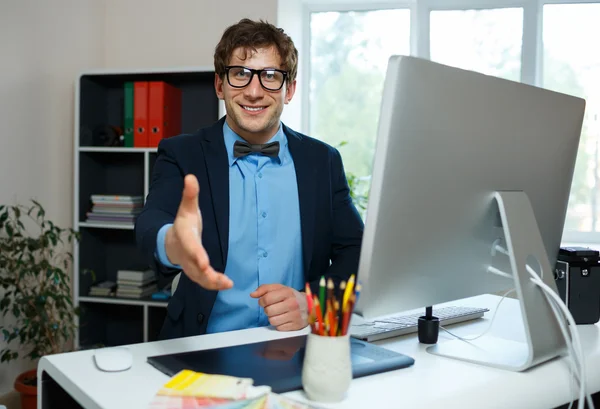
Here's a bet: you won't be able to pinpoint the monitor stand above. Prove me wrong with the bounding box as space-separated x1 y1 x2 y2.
427 191 567 371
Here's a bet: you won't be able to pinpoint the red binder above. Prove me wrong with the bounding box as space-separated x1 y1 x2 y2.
148 81 182 147
133 81 149 147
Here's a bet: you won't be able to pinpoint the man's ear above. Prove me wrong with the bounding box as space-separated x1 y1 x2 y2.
284 79 297 104
215 73 225 100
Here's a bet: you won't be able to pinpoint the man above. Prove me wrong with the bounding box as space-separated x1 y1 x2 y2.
135 18 364 340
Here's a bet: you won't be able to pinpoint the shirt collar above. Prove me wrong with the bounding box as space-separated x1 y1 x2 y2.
223 119 287 167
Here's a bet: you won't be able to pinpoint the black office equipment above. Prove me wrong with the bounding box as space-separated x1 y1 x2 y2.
555 246 600 324
147 335 415 393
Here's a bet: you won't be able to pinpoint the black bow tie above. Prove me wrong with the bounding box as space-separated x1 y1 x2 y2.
233 140 280 158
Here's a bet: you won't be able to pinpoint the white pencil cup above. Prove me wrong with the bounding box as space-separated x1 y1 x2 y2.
301 332 352 403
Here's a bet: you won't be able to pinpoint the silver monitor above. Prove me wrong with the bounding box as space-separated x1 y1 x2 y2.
355 55 586 371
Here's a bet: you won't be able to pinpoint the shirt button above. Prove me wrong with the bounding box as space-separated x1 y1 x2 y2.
261 211 267 218
196 313 204 325
258 172 263 179
263 251 268 258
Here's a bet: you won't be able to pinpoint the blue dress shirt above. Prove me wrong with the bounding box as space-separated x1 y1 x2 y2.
155 121 304 333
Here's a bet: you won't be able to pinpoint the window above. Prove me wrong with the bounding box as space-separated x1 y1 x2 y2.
297 0 600 242
309 9 410 180
430 8 523 82
543 3 600 235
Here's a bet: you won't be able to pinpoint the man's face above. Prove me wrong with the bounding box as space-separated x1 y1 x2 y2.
215 46 296 143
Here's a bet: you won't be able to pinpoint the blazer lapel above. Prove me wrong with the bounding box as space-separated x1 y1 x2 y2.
285 125 317 279
200 118 230 268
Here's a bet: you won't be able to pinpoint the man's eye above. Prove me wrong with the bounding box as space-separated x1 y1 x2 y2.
263 71 277 81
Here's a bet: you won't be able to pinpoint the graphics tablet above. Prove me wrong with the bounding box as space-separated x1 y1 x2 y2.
147 335 414 393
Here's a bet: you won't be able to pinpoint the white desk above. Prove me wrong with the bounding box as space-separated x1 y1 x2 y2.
37 294 600 409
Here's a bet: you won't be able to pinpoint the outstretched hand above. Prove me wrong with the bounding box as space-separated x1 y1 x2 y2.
165 174 233 291
251 284 308 331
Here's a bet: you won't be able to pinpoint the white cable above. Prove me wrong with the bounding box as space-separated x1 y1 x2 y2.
526 266 594 409
538 275 580 409
487 266 513 279
440 288 515 341
472 256 591 409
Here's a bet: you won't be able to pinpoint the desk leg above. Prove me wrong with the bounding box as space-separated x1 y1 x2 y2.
39 371 83 409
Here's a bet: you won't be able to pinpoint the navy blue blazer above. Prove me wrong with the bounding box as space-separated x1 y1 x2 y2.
135 117 364 340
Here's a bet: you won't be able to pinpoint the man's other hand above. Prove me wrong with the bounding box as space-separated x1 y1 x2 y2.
250 284 308 331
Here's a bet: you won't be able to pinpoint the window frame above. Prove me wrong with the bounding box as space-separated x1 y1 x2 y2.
286 0 600 243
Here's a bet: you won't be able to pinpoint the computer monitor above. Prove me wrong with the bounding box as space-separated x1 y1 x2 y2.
354 55 586 371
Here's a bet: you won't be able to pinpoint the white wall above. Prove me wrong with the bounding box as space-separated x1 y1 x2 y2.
0 0 105 395
0 0 280 396
104 0 278 68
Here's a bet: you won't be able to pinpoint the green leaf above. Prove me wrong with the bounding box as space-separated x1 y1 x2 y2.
6 223 13 237
12 304 20 318
0 297 10 311
1 350 12 362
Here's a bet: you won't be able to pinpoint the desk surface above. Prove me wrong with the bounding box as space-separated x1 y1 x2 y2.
38 294 600 409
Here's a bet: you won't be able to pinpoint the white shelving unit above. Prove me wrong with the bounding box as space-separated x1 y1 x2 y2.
73 67 223 348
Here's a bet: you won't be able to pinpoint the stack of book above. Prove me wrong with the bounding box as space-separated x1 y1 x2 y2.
88 281 117 297
86 194 144 225
116 268 157 299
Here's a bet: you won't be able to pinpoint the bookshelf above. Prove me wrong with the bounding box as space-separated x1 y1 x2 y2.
73 67 224 349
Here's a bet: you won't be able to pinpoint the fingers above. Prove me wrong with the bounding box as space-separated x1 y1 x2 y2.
264 296 301 319
179 174 200 216
268 311 306 331
264 300 291 318
250 283 284 299
258 288 293 308
276 322 304 332
182 260 233 291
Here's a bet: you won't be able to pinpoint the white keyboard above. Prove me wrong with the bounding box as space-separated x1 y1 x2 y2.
350 306 489 342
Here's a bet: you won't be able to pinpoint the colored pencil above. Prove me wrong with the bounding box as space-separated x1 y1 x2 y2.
343 274 355 312
305 282 314 317
304 278 359 336
327 278 335 315
354 282 362 305
319 276 326 313
314 297 324 336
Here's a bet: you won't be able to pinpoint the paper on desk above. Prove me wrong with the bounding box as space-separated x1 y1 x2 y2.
149 369 319 409
156 369 258 400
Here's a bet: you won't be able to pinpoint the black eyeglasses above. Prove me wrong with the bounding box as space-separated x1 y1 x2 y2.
224 66 288 91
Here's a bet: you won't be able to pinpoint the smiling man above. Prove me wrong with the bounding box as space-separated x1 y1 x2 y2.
135 18 364 340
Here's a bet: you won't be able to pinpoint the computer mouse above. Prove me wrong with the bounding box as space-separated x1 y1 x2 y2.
93 347 133 372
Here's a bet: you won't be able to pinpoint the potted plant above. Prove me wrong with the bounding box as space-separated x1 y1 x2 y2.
0 200 81 409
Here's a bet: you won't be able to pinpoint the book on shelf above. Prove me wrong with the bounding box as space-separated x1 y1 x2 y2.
116 282 158 299
90 194 143 203
88 281 117 297
117 268 155 282
115 267 157 299
85 194 144 225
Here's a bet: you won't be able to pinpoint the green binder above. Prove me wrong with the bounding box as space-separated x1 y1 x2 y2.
124 82 134 147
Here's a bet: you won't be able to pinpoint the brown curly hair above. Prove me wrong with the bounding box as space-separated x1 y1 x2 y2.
214 18 298 84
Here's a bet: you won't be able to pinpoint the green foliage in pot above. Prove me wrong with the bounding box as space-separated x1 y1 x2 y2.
0 200 81 363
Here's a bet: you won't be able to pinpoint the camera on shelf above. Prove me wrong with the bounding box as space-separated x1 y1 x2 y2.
554 246 600 325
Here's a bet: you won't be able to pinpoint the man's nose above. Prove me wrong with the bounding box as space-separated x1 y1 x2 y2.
244 74 264 99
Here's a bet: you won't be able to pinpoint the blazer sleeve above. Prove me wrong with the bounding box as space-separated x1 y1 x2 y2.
135 139 185 277
310 147 364 293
